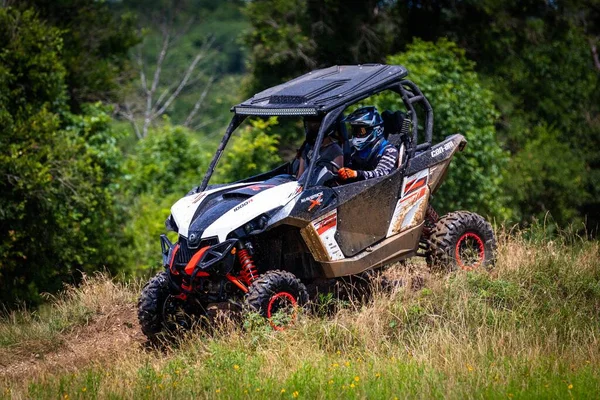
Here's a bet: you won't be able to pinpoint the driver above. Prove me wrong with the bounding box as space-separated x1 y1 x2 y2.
296 116 343 179
338 106 398 181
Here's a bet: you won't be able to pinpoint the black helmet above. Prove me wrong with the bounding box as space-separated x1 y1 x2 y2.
343 106 384 151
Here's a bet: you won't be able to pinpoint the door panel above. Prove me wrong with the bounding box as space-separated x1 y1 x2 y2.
333 168 403 257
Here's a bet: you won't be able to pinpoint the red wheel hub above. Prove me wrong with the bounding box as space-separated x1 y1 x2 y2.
266 292 298 331
455 232 485 271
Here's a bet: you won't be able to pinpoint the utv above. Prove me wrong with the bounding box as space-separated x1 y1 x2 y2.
138 64 496 340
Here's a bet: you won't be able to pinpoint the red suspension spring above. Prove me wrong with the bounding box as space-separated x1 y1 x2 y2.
238 248 258 286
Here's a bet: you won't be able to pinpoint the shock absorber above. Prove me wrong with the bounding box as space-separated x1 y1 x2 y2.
238 243 258 286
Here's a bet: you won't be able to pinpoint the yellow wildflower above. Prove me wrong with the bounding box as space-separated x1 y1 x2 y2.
234 365 240 370
375 373 381 378
82 387 87 392
281 389 286 394
350 383 355 389
568 384 573 390
344 361 350 367
332 363 339 368
216 389 221 393
328 380 334 385
292 391 299 398
354 376 360 382
467 364 474 372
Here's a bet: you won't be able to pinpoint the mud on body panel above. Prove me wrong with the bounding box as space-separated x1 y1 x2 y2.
386 169 430 237
300 209 345 262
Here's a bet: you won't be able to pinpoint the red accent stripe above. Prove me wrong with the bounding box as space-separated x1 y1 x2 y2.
404 176 427 195
169 244 180 275
317 219 336 235
184 246 210 275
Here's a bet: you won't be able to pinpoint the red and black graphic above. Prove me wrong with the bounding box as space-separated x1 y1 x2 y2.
315 213 337 235
247 184 275 191
403 176 427 196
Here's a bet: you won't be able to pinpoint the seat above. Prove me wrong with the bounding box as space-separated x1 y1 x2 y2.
381 110 410 167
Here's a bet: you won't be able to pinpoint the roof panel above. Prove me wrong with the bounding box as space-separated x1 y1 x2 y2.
234 64 408 116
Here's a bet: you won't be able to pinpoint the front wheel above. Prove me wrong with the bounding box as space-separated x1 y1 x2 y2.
245 270 309 330
427 211 496 272
138 271 196 343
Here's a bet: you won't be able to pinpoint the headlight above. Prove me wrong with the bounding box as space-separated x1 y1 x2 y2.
243 214 269 235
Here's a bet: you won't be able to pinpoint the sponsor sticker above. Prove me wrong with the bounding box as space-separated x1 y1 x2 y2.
233 198 253 212
430 142 455 158
301 191 323 212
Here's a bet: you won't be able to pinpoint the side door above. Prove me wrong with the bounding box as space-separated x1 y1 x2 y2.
332 167 404 257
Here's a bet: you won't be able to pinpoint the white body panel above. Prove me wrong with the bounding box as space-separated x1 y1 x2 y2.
171 182 255 238
311 209 345 261
202 181 301 242
386 168 430 237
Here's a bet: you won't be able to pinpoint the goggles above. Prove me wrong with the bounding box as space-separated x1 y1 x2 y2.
351 125 369 138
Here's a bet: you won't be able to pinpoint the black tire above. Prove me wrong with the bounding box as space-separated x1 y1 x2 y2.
138 271 195 343
427 211 496 272
138 271 171 342
245 270 309 330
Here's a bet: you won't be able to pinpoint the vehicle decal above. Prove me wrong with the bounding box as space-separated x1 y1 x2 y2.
233 198 253 212
403 176 427 196
430 141 455 158
313 210 344 261
300 191 323 212
387 169 430 237
300 209 344 262
247 184 275 191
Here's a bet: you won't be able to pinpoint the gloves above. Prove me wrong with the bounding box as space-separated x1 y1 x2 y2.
338 167 358 180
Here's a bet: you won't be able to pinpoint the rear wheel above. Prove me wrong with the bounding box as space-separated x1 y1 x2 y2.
427 211 496 272
245 270 309 330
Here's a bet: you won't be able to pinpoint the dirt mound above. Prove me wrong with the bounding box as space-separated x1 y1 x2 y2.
0 304 144 381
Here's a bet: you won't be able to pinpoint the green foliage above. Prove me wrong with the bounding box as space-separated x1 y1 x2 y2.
377 39 509 219
17 0 140 109
0 8 126 306
122 123 212 198
120 123 214 273
216 117 282 182
243 0 315 94
505 124 587 224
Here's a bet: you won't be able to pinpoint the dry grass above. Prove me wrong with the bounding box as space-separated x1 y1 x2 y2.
1 227 599 399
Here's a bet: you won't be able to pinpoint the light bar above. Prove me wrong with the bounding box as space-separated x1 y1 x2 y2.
234 106 318 116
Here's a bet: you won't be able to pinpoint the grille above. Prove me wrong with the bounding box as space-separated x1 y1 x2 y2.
176 236 193 264
175 236 219 265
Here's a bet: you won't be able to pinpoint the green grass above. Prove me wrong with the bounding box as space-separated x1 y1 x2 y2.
1 227 599 399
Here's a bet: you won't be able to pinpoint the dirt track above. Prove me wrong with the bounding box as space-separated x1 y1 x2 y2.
0 304 144 381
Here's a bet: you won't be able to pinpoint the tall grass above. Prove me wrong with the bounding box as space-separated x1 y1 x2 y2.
0 274 136 354
1 226 599 399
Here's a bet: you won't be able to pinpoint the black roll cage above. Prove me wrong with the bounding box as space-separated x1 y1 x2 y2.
199 79 433 192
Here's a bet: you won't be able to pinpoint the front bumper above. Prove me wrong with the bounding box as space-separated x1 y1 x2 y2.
160 234 238 277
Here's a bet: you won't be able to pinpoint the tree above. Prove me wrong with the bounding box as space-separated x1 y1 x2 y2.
0 8 126 306
375 39 509 219
9 0 140 111
117 2 216 139
216 117 281 182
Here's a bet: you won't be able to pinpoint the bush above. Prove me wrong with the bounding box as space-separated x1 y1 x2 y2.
375 39 510 219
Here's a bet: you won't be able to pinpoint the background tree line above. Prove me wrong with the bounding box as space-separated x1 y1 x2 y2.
1 0 598 306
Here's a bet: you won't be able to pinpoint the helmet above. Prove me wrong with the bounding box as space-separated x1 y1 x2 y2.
343 106 384 151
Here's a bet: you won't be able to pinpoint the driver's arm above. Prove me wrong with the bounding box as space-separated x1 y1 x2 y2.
359 146 398 180
339 146 398 181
